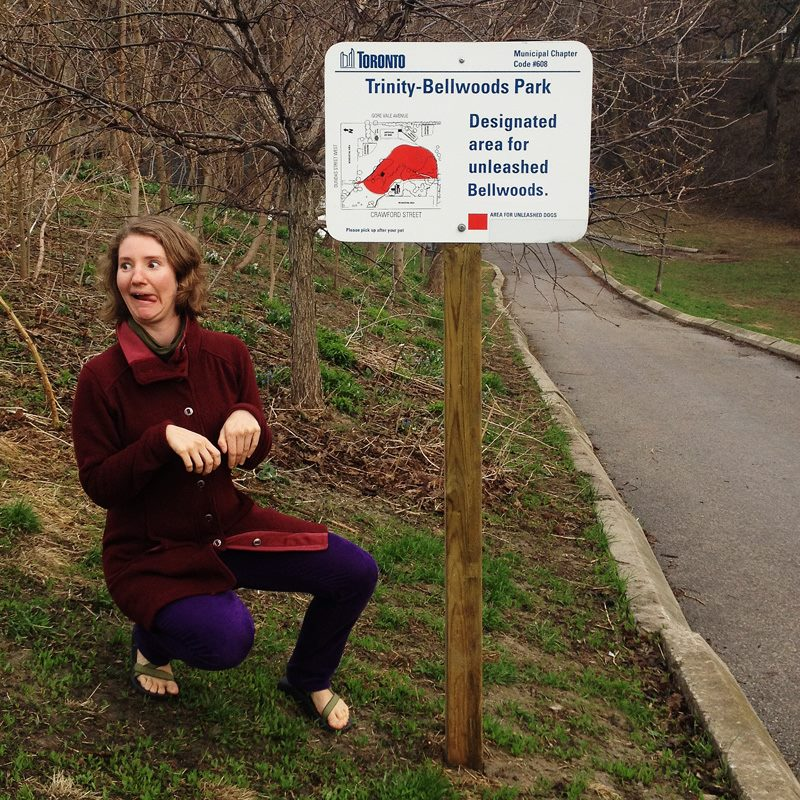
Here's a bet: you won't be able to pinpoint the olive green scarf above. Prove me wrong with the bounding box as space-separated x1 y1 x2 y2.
127 317 186 361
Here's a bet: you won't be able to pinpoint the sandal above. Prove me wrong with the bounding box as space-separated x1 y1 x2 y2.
277 675 352 733
130 635 177 700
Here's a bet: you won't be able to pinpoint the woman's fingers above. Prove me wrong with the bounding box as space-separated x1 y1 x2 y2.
246 429 260 458
223 431 248 468
224 433 241 468
166 425 221 473
199 443 221 474
218 411 261 468
166 413 260 474
236 430 260 466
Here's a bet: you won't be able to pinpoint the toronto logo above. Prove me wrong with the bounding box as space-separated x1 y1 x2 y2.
340 48 406 69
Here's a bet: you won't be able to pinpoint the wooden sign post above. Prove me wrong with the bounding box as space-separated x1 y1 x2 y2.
324 39 593 774
443 242 483 769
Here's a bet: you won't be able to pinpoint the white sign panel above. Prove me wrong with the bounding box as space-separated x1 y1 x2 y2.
324 41 592 243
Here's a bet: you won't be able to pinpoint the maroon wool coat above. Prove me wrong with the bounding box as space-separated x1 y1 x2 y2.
72 318 328 630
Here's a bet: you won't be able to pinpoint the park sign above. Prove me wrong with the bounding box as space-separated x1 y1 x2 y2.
324 41 593 244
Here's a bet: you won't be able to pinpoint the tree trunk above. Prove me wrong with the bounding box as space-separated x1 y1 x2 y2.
156 144 171 211
426 249 444 295
115 0 141 217
268 213 279 300
654 209 669 294
15 132 30 280
195 160 210 237
234 209 269 271
267 177 283 298
287 170 323 407
127 139 141 217
235 183 276 271
187 153 197 193
392 242 405 292
365 242 380 265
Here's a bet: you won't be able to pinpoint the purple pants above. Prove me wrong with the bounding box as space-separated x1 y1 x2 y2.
133 533 378 692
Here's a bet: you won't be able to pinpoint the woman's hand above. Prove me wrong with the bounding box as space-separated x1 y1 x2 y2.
218 409 261 469
166 425 222 475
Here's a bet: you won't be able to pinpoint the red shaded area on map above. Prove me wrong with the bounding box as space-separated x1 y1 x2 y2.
361 145 438 195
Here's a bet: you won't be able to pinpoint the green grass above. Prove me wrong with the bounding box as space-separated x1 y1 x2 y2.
371 524 444 584
580 208 800 343
203 315 261 347
0 184 735 800
0 499 42 536
260 294 292 329
481 370 507 395
320 364 363 415
318 325 357 368
364 305 411 338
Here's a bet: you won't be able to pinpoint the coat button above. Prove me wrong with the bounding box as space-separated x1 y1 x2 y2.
252 538 262 547
184 407 194 416
212 538 222 548
197 479 205 488
205 513 213 523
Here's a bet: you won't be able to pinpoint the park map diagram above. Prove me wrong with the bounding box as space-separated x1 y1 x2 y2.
338 120 442 210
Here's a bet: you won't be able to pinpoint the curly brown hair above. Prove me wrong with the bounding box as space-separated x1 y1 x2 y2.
100 215 208 324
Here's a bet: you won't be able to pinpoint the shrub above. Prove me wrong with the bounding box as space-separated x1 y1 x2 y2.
425 307 444 332
202 215 240 244
482 371 507 395
366 306 409 338
427 400 444 416
204 317 258 346
318 327 356 368
314 276 333 293
260 296 292 329
256 366 290 389
321 365 363 415
0 499 42 535
75 159 101 181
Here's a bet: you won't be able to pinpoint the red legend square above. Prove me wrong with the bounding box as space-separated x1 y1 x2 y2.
468 213 488 230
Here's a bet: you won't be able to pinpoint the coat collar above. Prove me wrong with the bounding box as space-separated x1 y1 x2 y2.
117 318 193 384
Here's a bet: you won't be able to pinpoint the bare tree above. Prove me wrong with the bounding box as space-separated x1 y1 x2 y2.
582 2 736 235
0 0 423 405
0 0 743 397
720 1 800 157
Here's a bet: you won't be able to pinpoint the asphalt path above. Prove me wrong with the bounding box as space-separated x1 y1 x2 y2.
488 242 800 773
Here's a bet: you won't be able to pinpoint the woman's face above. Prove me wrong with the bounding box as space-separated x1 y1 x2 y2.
116 234 179 334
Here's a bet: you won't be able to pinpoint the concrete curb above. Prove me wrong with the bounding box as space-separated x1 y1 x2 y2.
562 243 800 365
490 266 800 800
